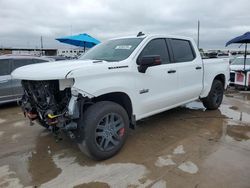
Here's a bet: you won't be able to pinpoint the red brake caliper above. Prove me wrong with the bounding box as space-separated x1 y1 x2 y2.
119 128 125 137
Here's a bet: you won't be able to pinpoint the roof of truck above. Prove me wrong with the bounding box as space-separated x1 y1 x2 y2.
111 34 193 41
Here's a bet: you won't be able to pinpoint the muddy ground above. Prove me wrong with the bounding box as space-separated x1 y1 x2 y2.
0 89 249 188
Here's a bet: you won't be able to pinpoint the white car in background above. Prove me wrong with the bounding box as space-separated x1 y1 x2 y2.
229 56 250 84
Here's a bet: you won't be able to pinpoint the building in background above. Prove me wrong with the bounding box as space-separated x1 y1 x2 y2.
57 48 86 58
0 48 57 56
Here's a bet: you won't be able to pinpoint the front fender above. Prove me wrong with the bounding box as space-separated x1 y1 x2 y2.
70 66 138 105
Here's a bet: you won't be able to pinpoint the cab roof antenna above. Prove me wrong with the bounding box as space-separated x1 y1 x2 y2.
137 32 145 37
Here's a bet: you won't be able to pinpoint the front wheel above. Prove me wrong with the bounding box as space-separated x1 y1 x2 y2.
78 101 129 160
201 79 224 110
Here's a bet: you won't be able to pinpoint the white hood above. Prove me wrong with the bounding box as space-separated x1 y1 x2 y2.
11 60 95 80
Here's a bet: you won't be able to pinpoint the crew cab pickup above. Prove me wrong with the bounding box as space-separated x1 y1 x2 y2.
12 34 229 160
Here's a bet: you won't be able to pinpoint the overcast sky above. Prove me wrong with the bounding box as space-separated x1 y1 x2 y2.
0 0 250 50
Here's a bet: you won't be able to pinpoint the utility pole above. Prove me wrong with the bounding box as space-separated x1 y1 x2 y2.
40 36 43 56
197 20 200 49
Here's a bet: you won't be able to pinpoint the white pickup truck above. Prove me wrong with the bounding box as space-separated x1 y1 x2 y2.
12 34 229 160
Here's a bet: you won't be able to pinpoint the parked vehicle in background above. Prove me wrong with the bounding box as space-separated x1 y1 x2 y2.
217 52 229 58
12 34 229 160
229 55 239 64
0 55 53 104
229 56 250 85
207 51 218 58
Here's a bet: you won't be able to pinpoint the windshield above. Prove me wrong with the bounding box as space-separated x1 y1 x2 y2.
231 58 250 65
79 38 144 62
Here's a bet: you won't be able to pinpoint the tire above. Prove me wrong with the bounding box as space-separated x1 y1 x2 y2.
201 79 224 110
77 101 129 160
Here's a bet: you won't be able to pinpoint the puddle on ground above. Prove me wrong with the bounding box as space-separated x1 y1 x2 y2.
11 133 21 142
155 144 199 176
155 155 176 167
27 142 62 186
41 155 153 188
227 125 250 141
184 101 205 111
220 122 250 150
0 153 156 188
13 121 26 127
0 165 23 188
224 135 250 148
39 131 51 137
0 152 34 187
219 104 250 124
178 161 199 174
184 100 250 124
74 182 110 188
173 145 185 155
151 180 167 188
226 91 250 101
0 118 6 124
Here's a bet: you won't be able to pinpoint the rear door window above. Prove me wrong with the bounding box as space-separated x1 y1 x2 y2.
0 59 10 76
170 39 196 62
12 59 34 71
138 38 170 64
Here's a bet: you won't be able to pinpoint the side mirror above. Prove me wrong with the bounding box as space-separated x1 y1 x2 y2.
137 55 161 73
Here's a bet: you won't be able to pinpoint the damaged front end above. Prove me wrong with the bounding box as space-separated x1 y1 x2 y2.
20 79 84 139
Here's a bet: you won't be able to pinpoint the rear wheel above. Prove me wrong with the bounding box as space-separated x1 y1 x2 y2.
201 79 224 110
78 101 129 160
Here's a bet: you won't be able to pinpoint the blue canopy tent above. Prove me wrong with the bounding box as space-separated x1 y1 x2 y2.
226 32 250 88
226 32 250 71
56 33 100 52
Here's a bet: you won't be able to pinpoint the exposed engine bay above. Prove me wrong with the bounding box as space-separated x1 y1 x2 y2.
20 80 80 138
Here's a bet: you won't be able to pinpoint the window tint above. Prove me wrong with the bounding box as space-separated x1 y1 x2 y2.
0 59 10 76
139 39 170 64
171 39 195 62
12 59 34 71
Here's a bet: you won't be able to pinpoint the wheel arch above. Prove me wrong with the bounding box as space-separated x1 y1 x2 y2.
93 92 135 128
214 74 226 88
200 73 227 98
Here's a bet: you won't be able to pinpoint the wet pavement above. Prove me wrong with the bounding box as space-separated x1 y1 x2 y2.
0 89 250 188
